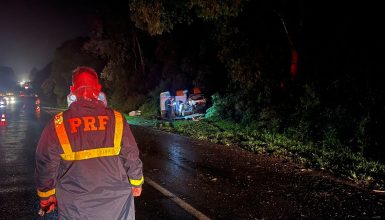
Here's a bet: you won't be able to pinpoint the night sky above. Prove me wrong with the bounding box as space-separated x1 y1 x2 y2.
0 0 93 80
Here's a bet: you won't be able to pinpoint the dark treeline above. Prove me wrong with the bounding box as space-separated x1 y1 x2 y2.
0 66 18 91
32 0 385 162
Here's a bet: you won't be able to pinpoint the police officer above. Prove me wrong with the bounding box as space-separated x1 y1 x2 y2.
35 66 143 219
165 96 172 120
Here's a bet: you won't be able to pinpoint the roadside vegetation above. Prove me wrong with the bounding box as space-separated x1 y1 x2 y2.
174 118 385 189
31 1 385 190
127 113 385 190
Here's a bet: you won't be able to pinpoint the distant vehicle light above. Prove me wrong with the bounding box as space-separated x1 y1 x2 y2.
10 96 16 104
2 96 16 104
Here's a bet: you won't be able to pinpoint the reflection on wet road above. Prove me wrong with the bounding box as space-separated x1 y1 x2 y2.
0 100 46 219
1 100 384 219
0 101 195 219
132 125 385 219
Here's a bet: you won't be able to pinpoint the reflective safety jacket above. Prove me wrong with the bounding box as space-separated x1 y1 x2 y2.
35 100 143 220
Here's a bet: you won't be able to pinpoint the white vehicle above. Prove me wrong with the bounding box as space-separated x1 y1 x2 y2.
160 88 207 120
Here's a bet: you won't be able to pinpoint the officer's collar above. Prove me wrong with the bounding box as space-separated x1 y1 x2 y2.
70 98 105 110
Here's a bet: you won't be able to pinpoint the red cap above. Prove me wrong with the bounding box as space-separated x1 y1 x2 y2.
70 66 102 92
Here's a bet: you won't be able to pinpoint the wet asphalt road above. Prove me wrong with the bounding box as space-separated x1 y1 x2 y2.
0 100 192 220
134 125 385 219
0 100 43 219
1 100 385 219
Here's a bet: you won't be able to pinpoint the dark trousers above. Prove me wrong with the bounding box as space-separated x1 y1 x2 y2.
166 109 172 120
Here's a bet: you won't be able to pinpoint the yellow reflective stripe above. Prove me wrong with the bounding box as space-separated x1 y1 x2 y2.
60 147 120 160
37 188 56 198
54 112 72 154
57 111 124 161
129 176 144 186
113 111 123 154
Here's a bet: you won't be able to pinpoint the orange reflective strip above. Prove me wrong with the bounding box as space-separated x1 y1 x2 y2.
55 111 124 161
54 112 72 154
37 188 56 198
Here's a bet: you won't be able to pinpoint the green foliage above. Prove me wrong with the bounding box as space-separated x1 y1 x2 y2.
188 0 244 20
255 107 281 134
299 84 321 111
205 93 223 119
129 0 189 35
49 37 103 106
37 0 385 183
125 115 158 126
138 80 170 117
124 94 146 112
53 83 67 106
356 114 370 154
128 0 246 35
322 127 342 149
83 12 161 114
110 92 146 113
139 97 158 117
172 118 385 188
40 78 56 105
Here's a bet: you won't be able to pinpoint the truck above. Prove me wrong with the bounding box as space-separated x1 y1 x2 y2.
160 88 207 120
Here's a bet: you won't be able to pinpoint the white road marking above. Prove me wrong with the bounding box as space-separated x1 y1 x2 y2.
145 176 211 220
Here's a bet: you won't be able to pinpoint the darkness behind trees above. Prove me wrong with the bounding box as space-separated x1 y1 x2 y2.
32 1 385 162
296 2 385 161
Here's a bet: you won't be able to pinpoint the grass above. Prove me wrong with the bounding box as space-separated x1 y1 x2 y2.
125 115 158 127
125 115 385 189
